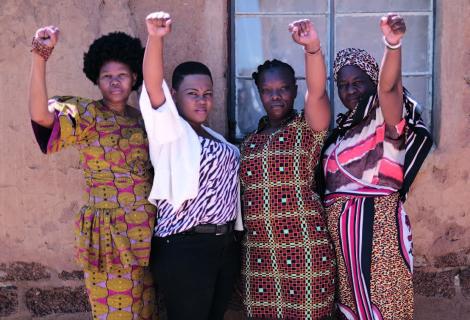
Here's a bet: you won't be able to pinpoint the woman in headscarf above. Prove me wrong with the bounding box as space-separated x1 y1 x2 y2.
29 27 156 319
319 13 433 319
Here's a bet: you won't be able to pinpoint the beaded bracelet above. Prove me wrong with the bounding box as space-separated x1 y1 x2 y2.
31 37 54 61
382 36 402 50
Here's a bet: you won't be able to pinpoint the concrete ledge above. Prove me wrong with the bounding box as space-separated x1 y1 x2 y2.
0 262 50 281
0 285 18 317
57 271 84 281
414 270 456 298
25 286 90 317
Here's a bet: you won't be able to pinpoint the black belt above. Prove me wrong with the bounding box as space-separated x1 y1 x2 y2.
182 221 235 235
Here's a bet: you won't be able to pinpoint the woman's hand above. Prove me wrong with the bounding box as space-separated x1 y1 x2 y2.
29 25 59 128
380 13 406 45
288 19 320 52
291 19 330 131
378 14 405 126
146 11 172 37
143 12 171 108
34 26 60 49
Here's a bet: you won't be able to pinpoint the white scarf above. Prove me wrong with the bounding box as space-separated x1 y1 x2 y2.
139 81 243 231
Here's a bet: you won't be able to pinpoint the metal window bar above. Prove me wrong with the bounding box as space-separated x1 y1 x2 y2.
231 0 434 140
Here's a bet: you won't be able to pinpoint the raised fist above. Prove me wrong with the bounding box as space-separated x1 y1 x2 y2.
288 19 320 51
146 11 172 37
380 13 406 45
34 26 60 48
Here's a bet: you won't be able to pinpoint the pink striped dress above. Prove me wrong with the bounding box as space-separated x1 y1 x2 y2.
322 95 414 320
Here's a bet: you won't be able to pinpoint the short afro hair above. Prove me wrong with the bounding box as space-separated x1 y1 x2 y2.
172 61 213 90
83 32 144 91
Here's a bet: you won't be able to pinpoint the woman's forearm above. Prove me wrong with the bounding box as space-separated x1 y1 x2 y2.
143 12 172 108
143 35 165 107
29 53 54 128
377 14 406 125
379 46 402 93
304 43 331 131
305 41 327 98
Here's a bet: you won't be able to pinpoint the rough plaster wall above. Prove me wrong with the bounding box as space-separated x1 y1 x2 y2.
0 0 228 271
406 0 470 269
0 0 469 317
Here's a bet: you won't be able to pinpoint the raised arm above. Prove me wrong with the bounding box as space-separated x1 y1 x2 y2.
29 26 59 128
288 19 330 131
143 11 172 108
378 13 406 126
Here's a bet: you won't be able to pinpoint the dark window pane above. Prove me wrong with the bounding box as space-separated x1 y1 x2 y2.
336 0 431 13
403 76 432 127
235 16 328 77
335 15 431 73
236 0 327 13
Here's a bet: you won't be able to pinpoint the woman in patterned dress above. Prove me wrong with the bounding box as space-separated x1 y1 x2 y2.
240 19 336 319
140 12 241 320
319 14 433 319
29 27 156 319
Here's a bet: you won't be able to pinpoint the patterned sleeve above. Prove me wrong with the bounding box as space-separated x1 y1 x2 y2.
299 112 328 152
31 96 96 154
374 104 406 141
309 129 328 169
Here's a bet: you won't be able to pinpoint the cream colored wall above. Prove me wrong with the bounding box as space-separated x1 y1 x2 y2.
0 0 469 318
406 0 470 268
0 0 228 271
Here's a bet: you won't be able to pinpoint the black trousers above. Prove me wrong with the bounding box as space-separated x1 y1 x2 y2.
150 232 240 320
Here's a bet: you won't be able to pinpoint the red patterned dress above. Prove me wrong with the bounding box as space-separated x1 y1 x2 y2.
240 113 336 320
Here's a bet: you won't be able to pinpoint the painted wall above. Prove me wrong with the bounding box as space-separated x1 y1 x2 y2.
0 0 468 318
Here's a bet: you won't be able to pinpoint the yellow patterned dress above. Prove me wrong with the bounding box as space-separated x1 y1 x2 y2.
32 96 156 320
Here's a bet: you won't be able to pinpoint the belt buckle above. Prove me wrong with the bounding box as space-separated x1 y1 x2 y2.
215 224 223 235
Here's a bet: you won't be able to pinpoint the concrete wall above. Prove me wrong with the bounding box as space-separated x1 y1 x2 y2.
407 0 470 318
0 0 228 318
0 0 469 319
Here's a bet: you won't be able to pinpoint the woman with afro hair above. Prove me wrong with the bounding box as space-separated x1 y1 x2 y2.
29 26 157 319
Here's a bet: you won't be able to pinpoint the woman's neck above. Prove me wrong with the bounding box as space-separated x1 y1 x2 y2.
188 121 207 137
268 118 284 129
267 109 296 130
102 99 127 115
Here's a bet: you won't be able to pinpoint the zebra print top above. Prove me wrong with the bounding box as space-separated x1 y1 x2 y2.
154 136 240 237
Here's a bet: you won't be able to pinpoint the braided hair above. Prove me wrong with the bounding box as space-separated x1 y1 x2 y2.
252 59 296 88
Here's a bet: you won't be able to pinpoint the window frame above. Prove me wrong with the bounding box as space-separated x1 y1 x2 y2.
228 0 436 142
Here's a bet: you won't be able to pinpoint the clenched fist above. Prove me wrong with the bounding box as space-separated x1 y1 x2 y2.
146 11 172 37
380 13 406 45
288 19 320 52
33 25 60 48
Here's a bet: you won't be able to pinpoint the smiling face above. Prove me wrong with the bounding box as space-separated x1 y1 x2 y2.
336 65 376 110
172 74 214 127
98 61 136 107
257 68 297 124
